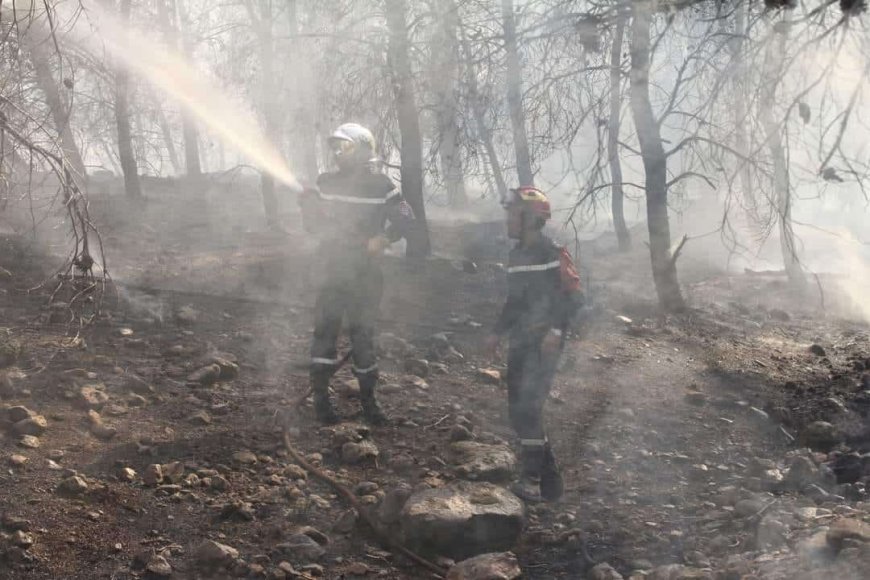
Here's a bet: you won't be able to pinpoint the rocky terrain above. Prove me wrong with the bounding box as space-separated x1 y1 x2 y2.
0 202 868 579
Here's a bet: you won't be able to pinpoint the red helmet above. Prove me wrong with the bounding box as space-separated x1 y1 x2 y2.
509 187 551 221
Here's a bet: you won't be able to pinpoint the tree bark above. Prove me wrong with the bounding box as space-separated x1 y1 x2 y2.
432 0 467 208
115 0 142 198
25 34 87 183
629 2 684 311
157 107 182 175
501 0 533 187
165 0 203 179
385 0 431 257
287 0 320 181
609 15 630 251
243 0 281 227
732 1 755 224
459 27 508 204
760 16 805 289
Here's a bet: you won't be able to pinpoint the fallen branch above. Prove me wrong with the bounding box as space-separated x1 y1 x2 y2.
282 431 447 578
670 234 690 267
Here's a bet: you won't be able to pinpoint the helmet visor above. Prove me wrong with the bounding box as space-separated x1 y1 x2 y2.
330 139 357 158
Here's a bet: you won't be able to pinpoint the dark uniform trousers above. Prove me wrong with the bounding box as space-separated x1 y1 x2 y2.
310 265 383 385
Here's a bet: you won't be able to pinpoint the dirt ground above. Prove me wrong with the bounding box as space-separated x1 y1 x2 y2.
0 188 868 579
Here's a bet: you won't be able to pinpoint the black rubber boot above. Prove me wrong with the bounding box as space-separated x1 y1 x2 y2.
539 444 564 502
312 375 339 425
359 376 388 426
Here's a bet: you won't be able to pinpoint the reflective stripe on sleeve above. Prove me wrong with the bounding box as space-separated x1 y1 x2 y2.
311 357 340 366
318 193 387 205
506 261 561 274
520 438 547 447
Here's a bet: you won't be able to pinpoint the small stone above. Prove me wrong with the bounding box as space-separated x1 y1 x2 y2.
734 499 765 518
161 461 185 483
354 481 379 496
2 515 32 532
209 475 231 491
144 464 163 487
78 384 109 410
221 500 255 522
119 467 137 482
13 415 47 436
194 540 239 567
278 533 326 562
87 410 117 440
341 441 379 464
449 441 516 483
446 552 522 580
278 561 298 575
283 464 307 481
11 530 35 549
405 359 430 378
477 369 502 385
783 456 821 490
9 454 28 468
18 435 40 449
175 305 199 325
809 344 827 356
189 411 212 425
188 364 222 386
827 518 870 550
756 516 788 549
450 424 474 442
146 554 173 577
7 406 34 423
209 357 239 380
58 475 88 495
233 451 258 465
590 563 625 580
346 562 370 575
801 421 839 450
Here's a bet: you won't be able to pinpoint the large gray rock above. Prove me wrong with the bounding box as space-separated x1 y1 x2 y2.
446 552 522 580
449 442 516 483
400 481 525 559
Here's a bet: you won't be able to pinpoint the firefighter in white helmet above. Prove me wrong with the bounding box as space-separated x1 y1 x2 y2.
299 123 416 424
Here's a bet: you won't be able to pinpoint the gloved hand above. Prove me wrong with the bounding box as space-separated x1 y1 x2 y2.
366 234 390 256
541 329 562 356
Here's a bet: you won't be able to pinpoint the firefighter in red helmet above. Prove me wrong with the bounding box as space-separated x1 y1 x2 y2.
485 186 583 502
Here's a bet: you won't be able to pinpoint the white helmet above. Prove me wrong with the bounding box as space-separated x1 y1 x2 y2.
328 123 376 168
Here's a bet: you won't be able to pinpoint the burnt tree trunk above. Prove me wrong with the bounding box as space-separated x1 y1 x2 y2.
501 0 533 187
174 0 203 178
460 27 508 203
157 107 182 175
115 0 143 198
244 0 280 227
609 15 630 251
629 2 684 311
25 35 87 182
386 0 431 257
760 16 805 289
432 0 467 207
287 0 319 181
